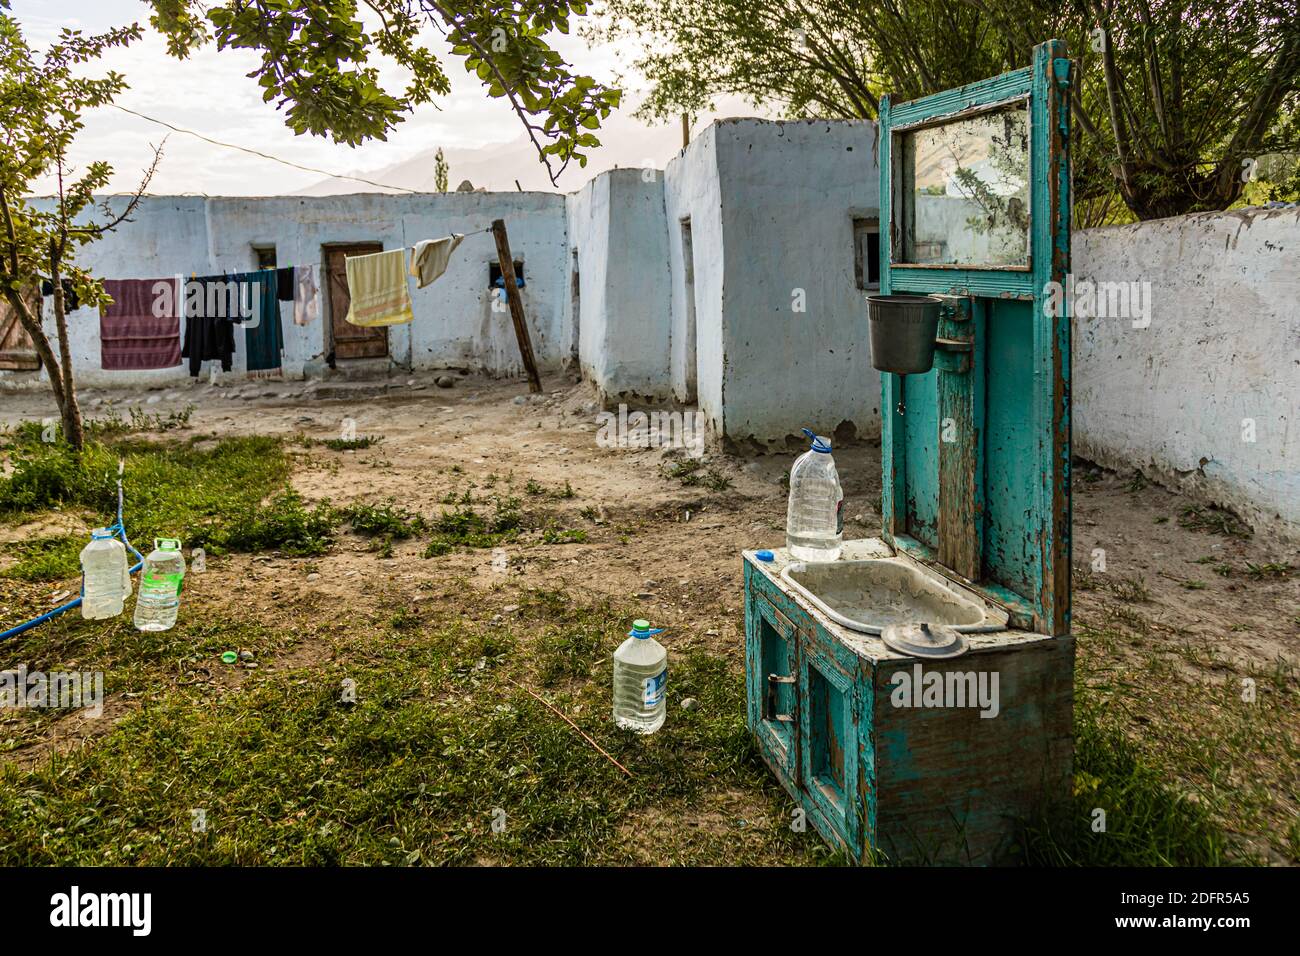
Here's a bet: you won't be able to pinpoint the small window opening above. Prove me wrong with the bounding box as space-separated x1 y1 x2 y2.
489 260 525 288
252 244 277 270
853 218 880 291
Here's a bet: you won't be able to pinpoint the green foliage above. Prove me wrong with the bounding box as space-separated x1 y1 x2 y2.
0 433 297 579
424 496 525 556
214 489 339 557
592 0 1300 220
147 1 620 182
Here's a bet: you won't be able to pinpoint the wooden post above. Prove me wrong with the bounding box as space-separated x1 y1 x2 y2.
490 218 542 393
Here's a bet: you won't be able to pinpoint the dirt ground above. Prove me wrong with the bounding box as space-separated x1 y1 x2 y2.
2 368 1298 860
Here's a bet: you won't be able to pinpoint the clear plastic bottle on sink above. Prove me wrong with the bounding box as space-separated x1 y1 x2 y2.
786 427 843 562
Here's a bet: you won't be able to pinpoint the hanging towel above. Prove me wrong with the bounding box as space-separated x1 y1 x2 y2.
408 234 464 289
100 279 181 371
292 264 320 326
182 275 238 377
237 269 284 372
345 248 413 326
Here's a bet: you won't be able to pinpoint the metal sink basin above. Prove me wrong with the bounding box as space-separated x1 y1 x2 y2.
780 558 1007 635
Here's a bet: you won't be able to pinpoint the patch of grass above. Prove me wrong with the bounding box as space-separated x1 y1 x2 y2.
1108 576 1150 603
423 496 526 557
1244 562 1291 580
1125 470 1148 492
0 591 828 866
663 458 732 492
0 434 295 579
340 502 426 540
1 536 85 582
1178 505 1251 539
1020 704 1228 866
315 435 383 452
211 489 339 557
540 528 588 545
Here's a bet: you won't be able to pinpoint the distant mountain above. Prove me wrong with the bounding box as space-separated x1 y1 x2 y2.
294 101 775 195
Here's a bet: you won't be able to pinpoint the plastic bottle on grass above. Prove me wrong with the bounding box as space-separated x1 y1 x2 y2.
80 528 131 620
133 538 185 632
786 427 843 562
613 619 667 734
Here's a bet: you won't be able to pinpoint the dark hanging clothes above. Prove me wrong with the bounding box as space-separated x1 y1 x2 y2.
236 269 284 372
182 275 237 377
275 267 295 302
41 278 79 311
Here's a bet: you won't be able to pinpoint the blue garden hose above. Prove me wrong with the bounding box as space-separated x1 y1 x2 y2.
0 464 143 642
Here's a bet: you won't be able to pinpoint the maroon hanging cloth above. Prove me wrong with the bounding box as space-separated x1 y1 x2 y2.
99 278 181 370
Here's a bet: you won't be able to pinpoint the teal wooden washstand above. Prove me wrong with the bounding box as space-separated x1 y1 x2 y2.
743 41 1075 864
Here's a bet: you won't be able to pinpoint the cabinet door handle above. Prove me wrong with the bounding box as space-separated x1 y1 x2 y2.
765 673 796 722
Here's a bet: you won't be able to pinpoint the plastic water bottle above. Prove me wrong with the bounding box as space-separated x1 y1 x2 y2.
786 427 843 561
133 538 185 632
79 528 131 620
613 619 667 734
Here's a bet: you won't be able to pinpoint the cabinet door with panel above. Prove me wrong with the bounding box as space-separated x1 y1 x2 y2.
746 589 801 786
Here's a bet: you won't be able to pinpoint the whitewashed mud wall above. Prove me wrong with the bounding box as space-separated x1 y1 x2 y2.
1073 206 1300 540
8 192 570 388
708 119 881 448
566 168 672 403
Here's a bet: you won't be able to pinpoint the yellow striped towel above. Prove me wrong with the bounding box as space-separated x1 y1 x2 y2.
344 248 414 327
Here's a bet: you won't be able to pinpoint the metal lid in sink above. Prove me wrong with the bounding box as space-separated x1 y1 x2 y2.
881 622 969 659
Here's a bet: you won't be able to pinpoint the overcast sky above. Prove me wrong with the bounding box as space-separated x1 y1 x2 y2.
14 1 764 196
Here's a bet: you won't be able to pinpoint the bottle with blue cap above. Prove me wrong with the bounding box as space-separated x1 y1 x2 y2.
786 427 843 561
613 619 667 734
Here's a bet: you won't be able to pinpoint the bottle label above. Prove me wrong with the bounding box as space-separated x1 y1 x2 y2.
643 668 667 708
141 571 182 597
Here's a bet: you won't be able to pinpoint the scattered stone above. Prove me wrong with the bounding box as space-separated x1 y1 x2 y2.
435 375 455 388
503 604 521 614
306 572 321 582
680 697 699 710
705 629 719 637
635 591 654 600
513 395 527 405
261 390 278 399
239 650 255 662
145 395 162 405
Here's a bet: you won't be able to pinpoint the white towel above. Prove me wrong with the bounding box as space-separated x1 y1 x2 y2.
409 234 464 289
293 264 320 326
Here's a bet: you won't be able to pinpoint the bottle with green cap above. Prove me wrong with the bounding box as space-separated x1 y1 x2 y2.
133 538 185 632
613 619 667 734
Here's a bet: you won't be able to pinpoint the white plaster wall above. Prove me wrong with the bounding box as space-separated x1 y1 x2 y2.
567 168 672 403
663 125 725 418
1073 206 1300 540
11 192 569 387
713 119 882 447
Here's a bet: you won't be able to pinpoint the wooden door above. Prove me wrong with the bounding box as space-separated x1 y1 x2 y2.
0 285 42 370
325 244 387 360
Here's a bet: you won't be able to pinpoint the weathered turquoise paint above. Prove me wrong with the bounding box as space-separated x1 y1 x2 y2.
881 39 1072 634
743 41 1075 863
